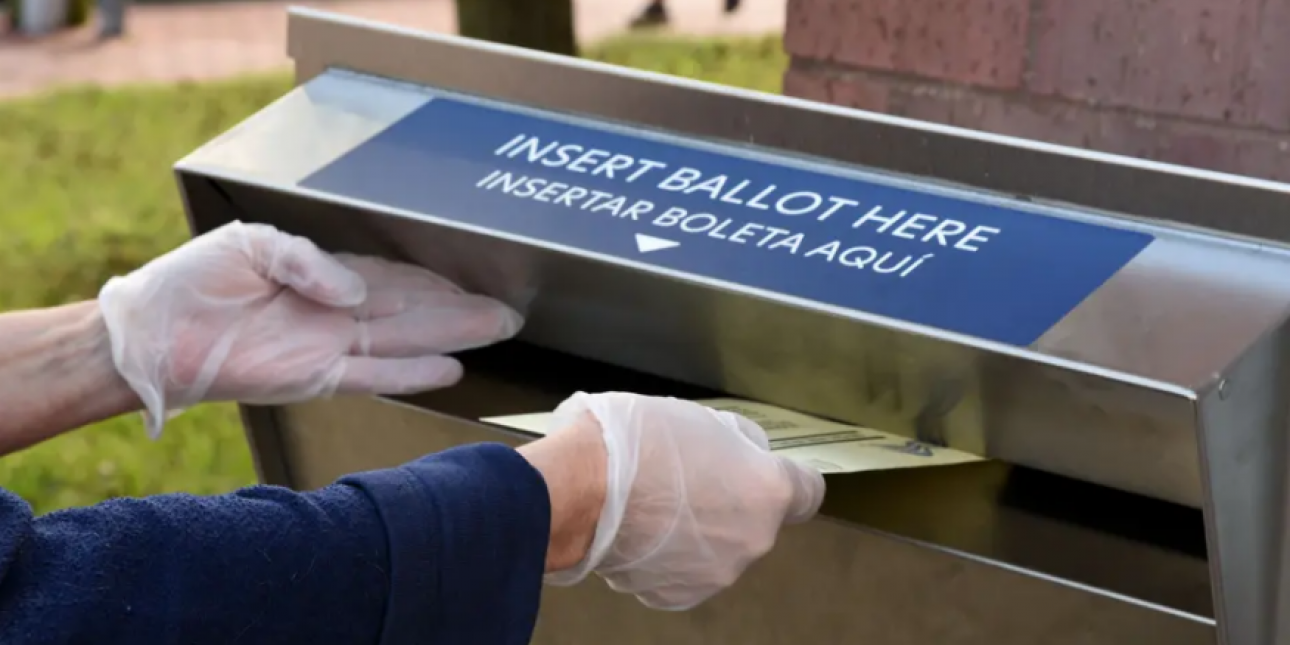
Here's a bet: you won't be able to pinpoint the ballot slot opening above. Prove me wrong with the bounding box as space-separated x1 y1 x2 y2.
394 340 1213 620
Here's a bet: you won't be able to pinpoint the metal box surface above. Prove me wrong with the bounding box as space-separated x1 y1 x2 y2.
173 9 1290 645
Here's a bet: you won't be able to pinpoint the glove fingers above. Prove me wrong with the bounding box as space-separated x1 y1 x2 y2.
336 355 464 395
335 254 464 295
240 224 366 308
716 409 772 451
776 455 826 525
628 582 721 613
358 289 455 320
355 296 524 357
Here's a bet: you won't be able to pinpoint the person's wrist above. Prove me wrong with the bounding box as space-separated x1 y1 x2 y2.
0 301 142 456
78 301 144 419
517 412 607 572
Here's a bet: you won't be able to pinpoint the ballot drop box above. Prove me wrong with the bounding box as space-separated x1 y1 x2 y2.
174 8 1290 645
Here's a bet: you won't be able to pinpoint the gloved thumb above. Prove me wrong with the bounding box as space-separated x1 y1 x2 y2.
775 455 826 525
238 222 367 308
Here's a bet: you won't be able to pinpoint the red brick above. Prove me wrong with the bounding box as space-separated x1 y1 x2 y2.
1248 0 1290 130
784 66 1290 182
1028 0 1265 126
1230 134 1290 182
829 72 892 112
1155 130 1239 173
785 0 1030 89
784 66 891 111
897 84 1162 159
782 68 833 104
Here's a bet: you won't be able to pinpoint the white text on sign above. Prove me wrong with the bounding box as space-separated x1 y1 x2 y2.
480 133 1007 277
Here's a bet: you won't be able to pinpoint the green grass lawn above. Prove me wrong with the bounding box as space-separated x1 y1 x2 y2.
0 35 787 514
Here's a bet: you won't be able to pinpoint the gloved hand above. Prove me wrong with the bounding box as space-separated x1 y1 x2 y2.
98 221 522 438
543 392 826 610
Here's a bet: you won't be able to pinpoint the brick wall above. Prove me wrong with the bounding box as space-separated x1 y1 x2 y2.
782 0 1290 182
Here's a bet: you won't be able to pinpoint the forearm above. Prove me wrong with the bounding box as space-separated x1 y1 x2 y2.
0 443 554 645
0 482 391 645
0 301 140 455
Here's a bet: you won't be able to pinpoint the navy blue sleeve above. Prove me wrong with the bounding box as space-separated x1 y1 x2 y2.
0 442 550 645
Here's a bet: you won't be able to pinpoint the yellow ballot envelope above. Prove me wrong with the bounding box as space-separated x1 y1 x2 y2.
482 398 984 474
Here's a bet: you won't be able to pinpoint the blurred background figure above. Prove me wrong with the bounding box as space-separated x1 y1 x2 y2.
96 0 125 38
631 0 741 28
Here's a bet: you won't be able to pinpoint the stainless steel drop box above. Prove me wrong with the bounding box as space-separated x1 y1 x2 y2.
175 8 1290 644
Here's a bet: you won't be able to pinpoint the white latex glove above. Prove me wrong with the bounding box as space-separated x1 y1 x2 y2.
544 392 826 610
98 221 523 438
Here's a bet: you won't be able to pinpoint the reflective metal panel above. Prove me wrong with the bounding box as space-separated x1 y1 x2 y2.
274 395 1216 644
176 69 1290 509
169 11 1290 645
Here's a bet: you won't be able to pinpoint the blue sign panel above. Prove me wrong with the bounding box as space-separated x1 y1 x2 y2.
300 96 1154 346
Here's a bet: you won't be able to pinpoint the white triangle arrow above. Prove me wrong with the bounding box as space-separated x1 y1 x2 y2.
635 233 681 253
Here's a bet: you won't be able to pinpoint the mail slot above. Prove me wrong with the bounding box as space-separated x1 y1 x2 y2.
172 8 1290 645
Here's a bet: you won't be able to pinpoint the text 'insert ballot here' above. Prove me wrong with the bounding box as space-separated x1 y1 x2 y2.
300 96 1154 346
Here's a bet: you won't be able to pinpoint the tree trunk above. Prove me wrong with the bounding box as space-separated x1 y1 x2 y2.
455 0 578 57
